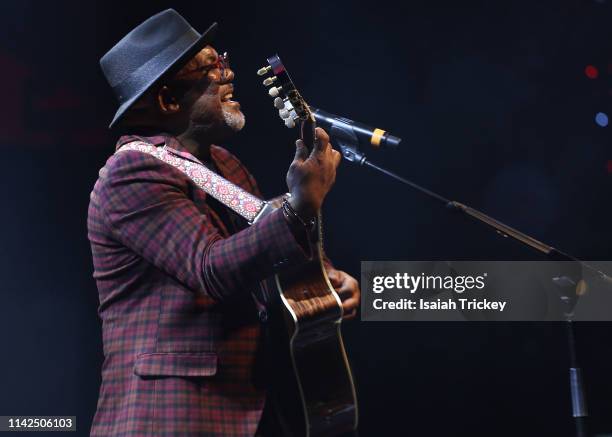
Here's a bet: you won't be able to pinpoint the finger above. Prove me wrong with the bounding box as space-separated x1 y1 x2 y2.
326 269 341 285
293 139 308 164
327 270 338 282
334 274 355 290
329 275 343 288
343 307 358 320
342 298 359 314
332 149 342 168
339 291 360 308
312 127 330 155
336 287 354 298
337 284 360 302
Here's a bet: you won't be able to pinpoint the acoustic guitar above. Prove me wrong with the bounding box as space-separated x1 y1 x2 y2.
254 55 359 437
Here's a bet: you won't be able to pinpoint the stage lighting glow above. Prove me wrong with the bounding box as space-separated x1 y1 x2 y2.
595 112 609 127
585 65 599 79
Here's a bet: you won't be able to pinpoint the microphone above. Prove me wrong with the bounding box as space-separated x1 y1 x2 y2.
311 107 401 150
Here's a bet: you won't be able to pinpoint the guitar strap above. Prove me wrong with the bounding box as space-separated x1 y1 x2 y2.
116 140 277 314
116 140 268 224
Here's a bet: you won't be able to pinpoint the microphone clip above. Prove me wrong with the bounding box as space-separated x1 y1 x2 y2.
337 140 367 166
328 123 367 165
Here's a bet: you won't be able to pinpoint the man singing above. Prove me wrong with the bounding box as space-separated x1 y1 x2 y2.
88 9 360 436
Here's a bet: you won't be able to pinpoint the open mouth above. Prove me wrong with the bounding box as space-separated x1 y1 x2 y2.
221 86 236 103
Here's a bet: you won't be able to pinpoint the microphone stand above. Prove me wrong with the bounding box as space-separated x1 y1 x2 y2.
336 137 609 437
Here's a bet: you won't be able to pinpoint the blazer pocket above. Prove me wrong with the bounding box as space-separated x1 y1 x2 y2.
134 352 217 378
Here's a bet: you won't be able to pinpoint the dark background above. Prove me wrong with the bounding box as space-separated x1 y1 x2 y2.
1 0 611 435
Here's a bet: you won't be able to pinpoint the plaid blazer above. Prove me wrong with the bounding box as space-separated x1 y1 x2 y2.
88 134 310 436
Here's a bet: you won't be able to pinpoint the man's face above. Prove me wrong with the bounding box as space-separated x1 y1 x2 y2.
173 45 245 138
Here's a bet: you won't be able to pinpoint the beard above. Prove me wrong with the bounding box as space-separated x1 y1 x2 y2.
186 106 245 145
222 106 245 132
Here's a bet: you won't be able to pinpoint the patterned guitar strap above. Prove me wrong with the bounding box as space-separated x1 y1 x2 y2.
116 140 276 313
117 141 269 223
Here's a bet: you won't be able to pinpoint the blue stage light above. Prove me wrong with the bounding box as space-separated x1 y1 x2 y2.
595 112 609 127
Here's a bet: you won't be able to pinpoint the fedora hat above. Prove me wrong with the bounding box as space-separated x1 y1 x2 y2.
100 9 217 128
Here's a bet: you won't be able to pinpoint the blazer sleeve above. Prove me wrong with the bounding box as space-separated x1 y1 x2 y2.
97 150 310 301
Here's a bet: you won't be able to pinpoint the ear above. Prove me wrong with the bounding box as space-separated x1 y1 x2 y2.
156 85 181 115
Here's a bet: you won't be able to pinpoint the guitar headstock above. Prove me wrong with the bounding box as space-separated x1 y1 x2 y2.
257 54 314 130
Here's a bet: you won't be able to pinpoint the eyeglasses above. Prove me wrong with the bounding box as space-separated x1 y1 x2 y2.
175 51 230 81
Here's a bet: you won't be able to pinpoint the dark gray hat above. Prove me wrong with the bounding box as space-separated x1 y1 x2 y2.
100 9 217 128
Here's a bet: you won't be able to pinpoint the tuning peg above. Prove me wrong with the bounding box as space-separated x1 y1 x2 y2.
268 86 282 98
279 108 290 119
273 97 285 109
257 66 272 76
275 97 292 110
263 76 278 86
285 117 296 128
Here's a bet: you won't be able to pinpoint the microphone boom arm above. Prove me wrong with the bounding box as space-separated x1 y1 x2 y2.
334 139 611 283
334 134 612 437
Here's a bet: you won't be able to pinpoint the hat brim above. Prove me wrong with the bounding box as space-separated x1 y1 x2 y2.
108 22 218 129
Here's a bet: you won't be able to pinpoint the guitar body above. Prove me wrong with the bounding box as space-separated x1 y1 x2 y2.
256 53 358 436
259 218 358 437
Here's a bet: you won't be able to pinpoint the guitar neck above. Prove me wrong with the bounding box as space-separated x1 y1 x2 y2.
299 114 317 151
